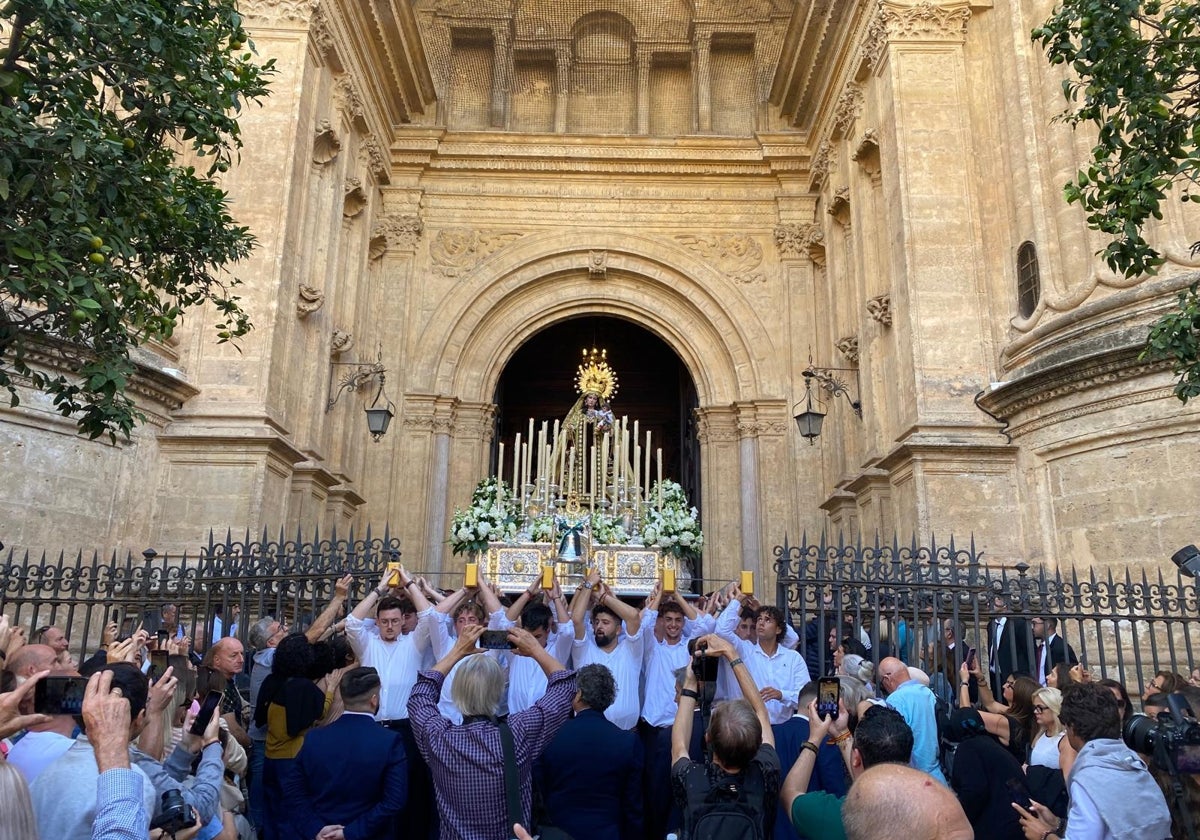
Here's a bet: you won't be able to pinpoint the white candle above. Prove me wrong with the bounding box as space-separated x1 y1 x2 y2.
633 441 640 504
589 439 595 513
600 433 609 500
645 431 652 501
498 442 504 487
567 446 575 494
527 419 535 486
657 449 663 511
513 432 521 493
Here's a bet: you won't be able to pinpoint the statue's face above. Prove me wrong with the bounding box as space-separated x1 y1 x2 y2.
585 394 598 408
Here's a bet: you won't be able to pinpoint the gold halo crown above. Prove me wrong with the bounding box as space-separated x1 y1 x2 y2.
575 347 618 400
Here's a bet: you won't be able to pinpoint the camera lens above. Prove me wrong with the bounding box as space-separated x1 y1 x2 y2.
1124 713 1159 755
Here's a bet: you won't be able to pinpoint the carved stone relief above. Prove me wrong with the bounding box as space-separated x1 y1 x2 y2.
297 285 325 319
867 292 893 327
312 119 340 165
774 224 826 265
359 136 390 184
333 76 365 124
308 5 336 61
836 335 860 364
674 234 765 284
429 229 524 277
810 140 835 188
860 11 889 69
372 215 424 258
832 84 864 138
827 187 851 226
343 178 368 218
330 329 354 356
588 250 608 278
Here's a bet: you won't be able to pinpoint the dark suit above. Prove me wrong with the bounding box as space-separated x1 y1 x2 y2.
535 708 643 840
988 617 1034 697
1037 634 1078 681
948 733 1029 840
283 711 408 840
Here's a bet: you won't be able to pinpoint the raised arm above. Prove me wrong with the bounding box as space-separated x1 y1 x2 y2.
434 585 469 618
305 574 352 643
704 633 773 748
548 575 570 626
780 698 848 813
505 575 541 623
398 565 433 612
571 569 600 640
351 569 396 621
598 582 641 637
510 626 565 677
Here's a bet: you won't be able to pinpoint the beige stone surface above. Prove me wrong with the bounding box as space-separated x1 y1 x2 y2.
2 0 1198 590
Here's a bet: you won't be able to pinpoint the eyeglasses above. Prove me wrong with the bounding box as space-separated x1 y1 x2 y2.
1003 681 1016 689
1032 705 1050 713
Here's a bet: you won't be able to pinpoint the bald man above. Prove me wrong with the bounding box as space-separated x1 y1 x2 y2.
877 657 945 783
206 637 250 746
842 764 972 840
6 644 57 680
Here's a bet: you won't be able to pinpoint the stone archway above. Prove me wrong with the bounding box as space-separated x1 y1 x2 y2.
398 232 793 586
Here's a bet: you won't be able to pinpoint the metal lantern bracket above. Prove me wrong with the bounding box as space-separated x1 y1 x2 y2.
326 358 386 412
803 364 862 418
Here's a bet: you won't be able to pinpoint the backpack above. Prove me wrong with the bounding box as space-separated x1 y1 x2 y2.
683 763 767 840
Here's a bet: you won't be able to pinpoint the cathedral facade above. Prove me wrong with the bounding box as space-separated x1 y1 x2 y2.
3 0 1198 585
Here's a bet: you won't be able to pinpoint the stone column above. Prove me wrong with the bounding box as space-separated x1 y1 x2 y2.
694 31 712 133
491 27 512 129
868 0 1021 557
695 406 740 584
554 40 570 134
636 47 652 135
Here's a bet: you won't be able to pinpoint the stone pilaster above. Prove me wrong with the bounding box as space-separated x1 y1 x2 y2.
695 405 740 583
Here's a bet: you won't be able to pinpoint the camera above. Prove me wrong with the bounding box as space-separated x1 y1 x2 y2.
150 789 196 835
688 638 720 683
1124 694 1200 774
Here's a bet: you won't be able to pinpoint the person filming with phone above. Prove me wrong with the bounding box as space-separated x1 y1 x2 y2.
671 632 782 839
780 689 917 840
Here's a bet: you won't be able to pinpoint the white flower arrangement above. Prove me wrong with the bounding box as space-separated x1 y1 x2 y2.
640 479 704 563
448 476 521 555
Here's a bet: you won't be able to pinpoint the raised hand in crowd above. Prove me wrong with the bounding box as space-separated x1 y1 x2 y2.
0 668 51 738
84 669 134 773
137 665 179 760
6 622 26 659
432 623 486 675
149 814 201 840
644 579 664 612
316 826 345 840
0 612 12 655
1012 799 1059 840
101 620 119 647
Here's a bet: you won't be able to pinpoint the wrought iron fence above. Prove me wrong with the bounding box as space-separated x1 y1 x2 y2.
0 527 405 661
773 534 1200 703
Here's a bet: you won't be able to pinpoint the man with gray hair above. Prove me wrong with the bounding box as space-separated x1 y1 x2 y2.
537 663 644 839
408 624 576 839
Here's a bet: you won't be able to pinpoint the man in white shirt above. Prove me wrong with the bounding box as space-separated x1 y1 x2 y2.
571 568 645 730
640 585 710 840
715 590 809 726
505 602 575 714
345 564 437 840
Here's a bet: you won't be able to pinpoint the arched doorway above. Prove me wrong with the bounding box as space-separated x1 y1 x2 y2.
492 316 701 518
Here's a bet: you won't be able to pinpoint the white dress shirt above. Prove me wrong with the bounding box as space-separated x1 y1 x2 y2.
715 599 810 723
640 609 698 727
506 625 575 714
344 609 434 720
573 627 647 730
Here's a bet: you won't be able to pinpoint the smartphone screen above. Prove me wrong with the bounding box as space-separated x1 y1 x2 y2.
477 629 514 650
150 649 169 681
817 676 840 721
965 647 977 670
189 690 223 736
34 676 89 715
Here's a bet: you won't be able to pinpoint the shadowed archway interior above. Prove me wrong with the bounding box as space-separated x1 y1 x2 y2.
492 315 701 515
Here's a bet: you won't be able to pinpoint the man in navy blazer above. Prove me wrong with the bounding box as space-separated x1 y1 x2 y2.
535 664 643 840
284 667 408 840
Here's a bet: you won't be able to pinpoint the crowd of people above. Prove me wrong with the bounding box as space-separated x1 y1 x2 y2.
1 567 1199 840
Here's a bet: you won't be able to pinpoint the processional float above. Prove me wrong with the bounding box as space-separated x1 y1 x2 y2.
448 349 703 596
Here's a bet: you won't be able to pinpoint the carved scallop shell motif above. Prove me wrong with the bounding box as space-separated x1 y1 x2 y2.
343 178 367 218
312 119 340 165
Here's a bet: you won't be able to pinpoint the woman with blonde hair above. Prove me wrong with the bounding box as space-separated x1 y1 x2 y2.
0 760 39 840
1026 686 1069 819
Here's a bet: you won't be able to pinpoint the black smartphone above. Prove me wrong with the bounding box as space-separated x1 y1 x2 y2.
189 690 223 736
1006 776 1031 810
965 646 977 670
156 629 170 647
35 676 89 715
817 676 841 721
150 649 169 681
688 639 720 682
478 630 515 650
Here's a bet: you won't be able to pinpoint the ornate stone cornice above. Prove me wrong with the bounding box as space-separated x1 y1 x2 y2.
880 1 972 42
694 407 739 444
371 214 423 257
239 0 319 25
810 140 834 187
774 223 825 264
333 76 365 125
308 4 337 62
360 136 390 185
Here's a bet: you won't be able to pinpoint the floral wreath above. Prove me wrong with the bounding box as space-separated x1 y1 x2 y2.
575 347 618 400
